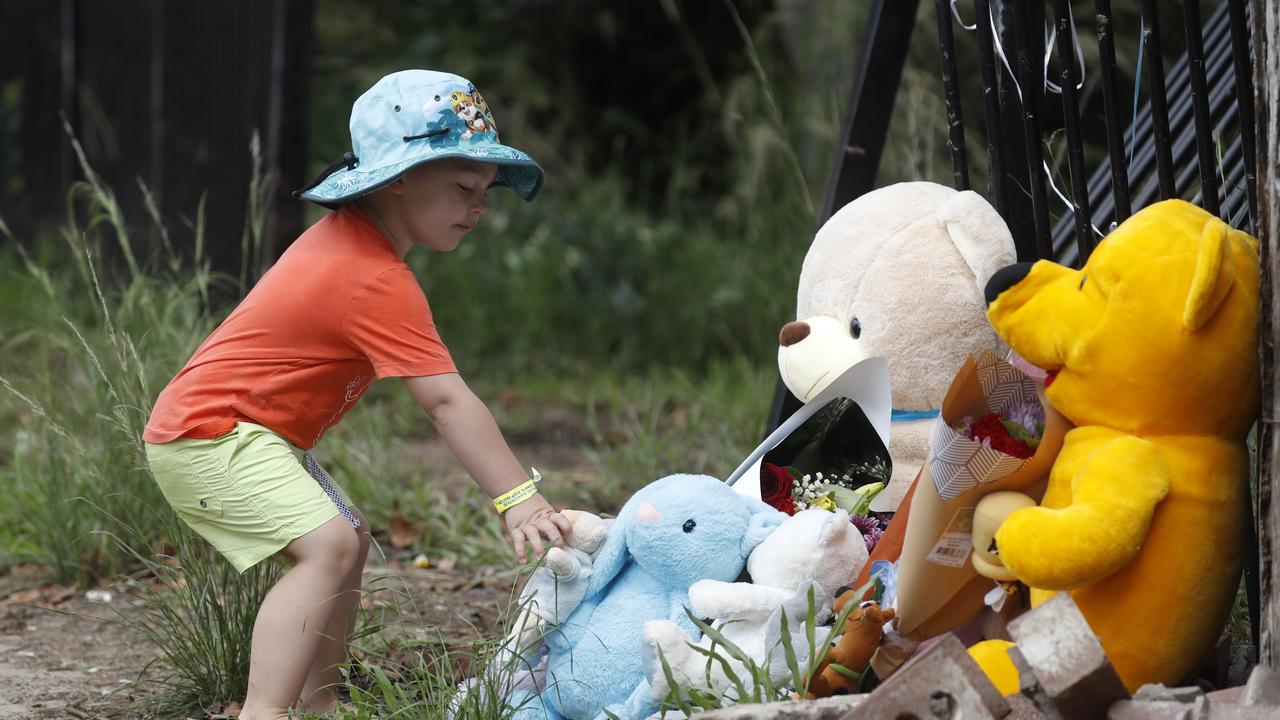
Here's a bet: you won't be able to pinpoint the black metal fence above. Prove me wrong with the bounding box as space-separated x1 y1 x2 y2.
933 0 1258 265
0 0 315 275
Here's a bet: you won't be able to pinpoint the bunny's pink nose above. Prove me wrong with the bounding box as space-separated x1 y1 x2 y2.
636 502 663 524
779 321 810 347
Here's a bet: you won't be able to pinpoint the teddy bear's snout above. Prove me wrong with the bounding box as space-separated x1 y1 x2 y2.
779 321 811 347
984 262 1036 304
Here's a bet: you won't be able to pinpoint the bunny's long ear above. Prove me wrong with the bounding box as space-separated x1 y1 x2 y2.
583 517 631 598
740 500 786 556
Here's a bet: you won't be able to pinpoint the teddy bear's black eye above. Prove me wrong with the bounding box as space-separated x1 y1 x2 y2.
987 538 999 555
1079 275 1088 290
682 519 696 533
849 317 862 339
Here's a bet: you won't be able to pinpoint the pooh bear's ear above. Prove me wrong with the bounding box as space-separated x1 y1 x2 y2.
936 190 1019 289
1184 219 1237 332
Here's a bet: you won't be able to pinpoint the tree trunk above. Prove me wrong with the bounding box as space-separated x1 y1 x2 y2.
1255 0 1280 670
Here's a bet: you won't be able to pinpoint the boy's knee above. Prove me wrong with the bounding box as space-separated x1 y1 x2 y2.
294 515 362 571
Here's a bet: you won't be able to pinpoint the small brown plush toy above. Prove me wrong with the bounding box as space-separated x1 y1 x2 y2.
806 598 895 697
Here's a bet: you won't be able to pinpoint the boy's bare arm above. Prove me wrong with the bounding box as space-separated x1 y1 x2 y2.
403 373 571 561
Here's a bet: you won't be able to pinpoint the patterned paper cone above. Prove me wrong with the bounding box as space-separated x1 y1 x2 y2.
929 353 1042 500
890 351 1070 648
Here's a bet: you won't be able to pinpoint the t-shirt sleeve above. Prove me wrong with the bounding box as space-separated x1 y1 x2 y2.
342 268 457 379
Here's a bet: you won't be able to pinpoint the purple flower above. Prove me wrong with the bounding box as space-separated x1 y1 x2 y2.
863 526 883 553
851 514 883 552
1004 401 1045 437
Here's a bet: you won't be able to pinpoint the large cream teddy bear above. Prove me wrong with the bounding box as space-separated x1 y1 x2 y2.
777 182 1017 509
640 508 867 701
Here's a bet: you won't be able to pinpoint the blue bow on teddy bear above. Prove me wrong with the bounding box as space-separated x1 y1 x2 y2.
506 473 785 720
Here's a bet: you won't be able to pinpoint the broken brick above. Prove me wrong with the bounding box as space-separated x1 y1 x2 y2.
843 634 1009 719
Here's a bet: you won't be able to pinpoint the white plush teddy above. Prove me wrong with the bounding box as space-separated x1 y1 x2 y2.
776 182 1017 510
641 508 867 700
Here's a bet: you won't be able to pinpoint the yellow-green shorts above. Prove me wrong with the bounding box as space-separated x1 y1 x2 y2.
144 422 355 572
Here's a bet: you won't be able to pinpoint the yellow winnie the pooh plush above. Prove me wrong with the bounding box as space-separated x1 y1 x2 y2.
973 199 1259 692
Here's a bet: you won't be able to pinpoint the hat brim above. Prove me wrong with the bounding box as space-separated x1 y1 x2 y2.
298 143 544 209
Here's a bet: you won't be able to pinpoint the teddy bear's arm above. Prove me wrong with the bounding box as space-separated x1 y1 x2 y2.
689 579 796 621
996 436 1171 590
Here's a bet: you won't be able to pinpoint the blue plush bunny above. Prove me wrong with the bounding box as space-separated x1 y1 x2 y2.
507 474 785 720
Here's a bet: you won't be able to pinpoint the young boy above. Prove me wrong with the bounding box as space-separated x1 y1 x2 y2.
143 70 571 720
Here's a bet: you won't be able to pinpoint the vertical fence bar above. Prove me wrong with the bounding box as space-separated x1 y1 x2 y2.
1127 6 1233 211
974 0 1007 217
1053 0 1094 259
1094 0 1132 224
935 0 970 190
1141 0 1177 199
1183 0 1222 217
1228 0 1258 232
1010 0 1052 259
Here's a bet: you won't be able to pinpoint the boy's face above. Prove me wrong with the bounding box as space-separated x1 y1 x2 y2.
389 158 498 252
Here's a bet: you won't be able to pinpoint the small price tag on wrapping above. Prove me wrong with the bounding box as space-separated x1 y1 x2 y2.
929 354 1042 500
926 506 975 568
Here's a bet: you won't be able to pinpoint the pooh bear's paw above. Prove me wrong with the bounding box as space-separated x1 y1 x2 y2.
968 639 1020 696
998 436 1171 590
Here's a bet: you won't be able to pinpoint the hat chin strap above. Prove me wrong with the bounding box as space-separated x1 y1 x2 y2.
292 152 359 199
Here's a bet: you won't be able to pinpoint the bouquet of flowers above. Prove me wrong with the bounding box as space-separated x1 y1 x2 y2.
726 358 896 553
887 351 1068 646
927 357 1050 501
760 457 890 552
952 404 1044 460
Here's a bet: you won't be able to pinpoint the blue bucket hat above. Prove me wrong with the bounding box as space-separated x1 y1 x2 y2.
296 70 544 207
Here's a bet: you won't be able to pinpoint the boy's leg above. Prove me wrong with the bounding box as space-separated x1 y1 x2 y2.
298 508 371 715
239 514 364 720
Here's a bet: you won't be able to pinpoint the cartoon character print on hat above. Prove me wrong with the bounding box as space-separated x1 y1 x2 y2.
450 88 497 140
422 83 499 146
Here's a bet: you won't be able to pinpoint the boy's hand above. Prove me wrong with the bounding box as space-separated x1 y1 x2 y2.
504 493 573 563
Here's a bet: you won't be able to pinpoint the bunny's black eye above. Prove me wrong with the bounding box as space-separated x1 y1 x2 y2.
1079 275 1088 290
849 317 862 339
682 519 696 533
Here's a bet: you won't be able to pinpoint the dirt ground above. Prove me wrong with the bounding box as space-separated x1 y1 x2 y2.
0 558 530 720
0 438 600 720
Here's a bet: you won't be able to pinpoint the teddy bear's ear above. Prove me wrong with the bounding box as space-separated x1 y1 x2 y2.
936 190 1018 289
1184 219 1237 332
818 509 852 546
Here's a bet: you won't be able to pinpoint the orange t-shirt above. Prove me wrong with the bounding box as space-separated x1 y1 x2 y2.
143 205 456 450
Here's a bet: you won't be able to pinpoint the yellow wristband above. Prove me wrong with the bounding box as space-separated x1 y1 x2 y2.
493 468 542 513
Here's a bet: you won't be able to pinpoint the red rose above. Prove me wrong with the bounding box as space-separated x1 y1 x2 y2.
969 413 1034 459
760 463 797 515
